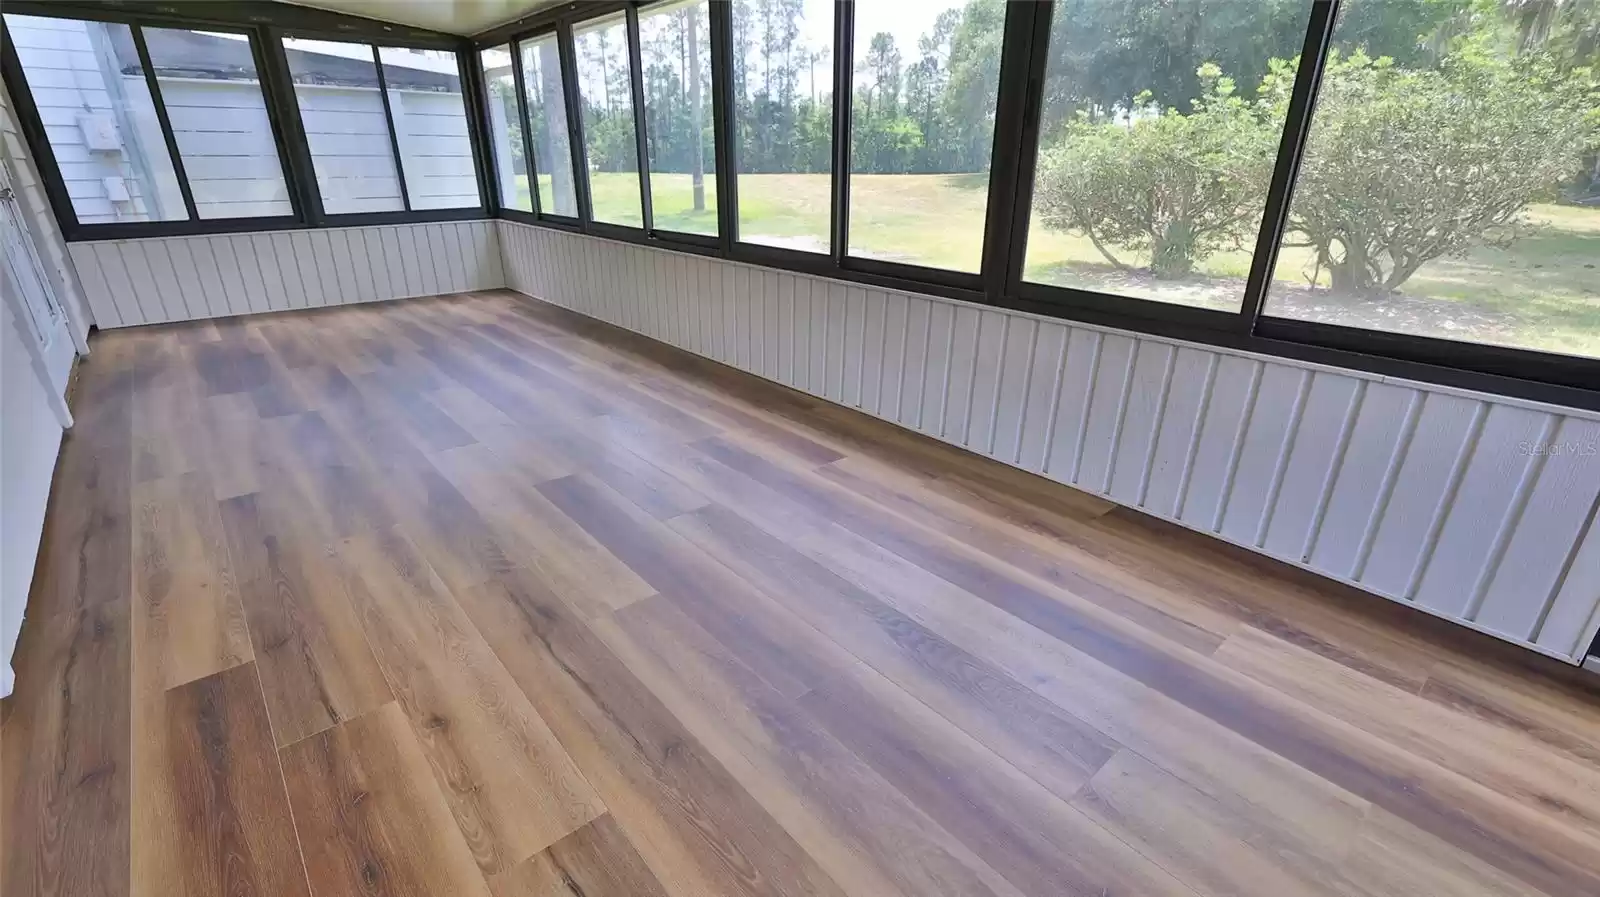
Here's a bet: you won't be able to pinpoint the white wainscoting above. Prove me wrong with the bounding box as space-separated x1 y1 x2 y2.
498 219 1600 665
68 219 504 328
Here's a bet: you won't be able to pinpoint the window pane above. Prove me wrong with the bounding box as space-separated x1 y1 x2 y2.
3 15 187 222
847 0 1003 272
639 0 718 236
731 0 832 251
574 12 643 228
1267 0 1600 360
520 34 579 217
481 45 532 212
283 38 404 214
378 46 482 210
142 27 292 219
1021 0 1312 311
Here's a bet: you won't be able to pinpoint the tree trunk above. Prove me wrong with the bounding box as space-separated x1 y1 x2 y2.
688 3 705 211
538 40 575 216
1149 221 1196 279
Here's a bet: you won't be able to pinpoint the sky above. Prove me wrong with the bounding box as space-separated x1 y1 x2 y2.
778 0 956 99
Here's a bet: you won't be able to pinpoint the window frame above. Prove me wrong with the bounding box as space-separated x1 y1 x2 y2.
0 0 491 241
473 0 1599 412
277 32 489 222
634 0 721 248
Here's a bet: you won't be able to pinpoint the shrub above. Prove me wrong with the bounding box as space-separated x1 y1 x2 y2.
1033 65 1277 278
1275 47 1598 294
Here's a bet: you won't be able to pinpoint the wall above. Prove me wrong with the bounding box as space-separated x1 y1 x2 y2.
498 219 1600 665
2 79 92 338
296 85 480 214
161 78 293 219
0 299 71 697
1 88 79 698
5 14 173 222
68 219 503 327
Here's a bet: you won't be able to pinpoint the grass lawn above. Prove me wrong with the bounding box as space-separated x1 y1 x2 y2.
525 171 1600 358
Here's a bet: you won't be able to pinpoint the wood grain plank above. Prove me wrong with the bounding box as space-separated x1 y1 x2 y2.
0 602 131 897
280 702 494 897
487 815 671 897
670 502 1116 802
337 526 605 874
218 493 393 747
134 663 311 897
607 595 1022 897
132 472 253 690
455 565 851 897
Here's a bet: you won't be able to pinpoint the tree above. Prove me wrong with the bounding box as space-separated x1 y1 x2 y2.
687 1 706 210
1033 66 1277 277
1273 46 1597 293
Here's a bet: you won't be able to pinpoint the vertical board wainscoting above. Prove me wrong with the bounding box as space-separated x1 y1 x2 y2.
67 220 505 328
498 220 1600 665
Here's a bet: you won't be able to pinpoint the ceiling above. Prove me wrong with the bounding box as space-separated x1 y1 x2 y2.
282 0 564 36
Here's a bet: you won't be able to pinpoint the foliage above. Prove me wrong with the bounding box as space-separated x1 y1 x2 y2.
1034 66 1277 277
1032 0 1599 291
1275 45 1597 293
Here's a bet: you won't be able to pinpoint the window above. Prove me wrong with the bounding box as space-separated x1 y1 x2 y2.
846 0 1003 272
481 44 532 212
639 0 718 236
1019 0 1311 310
1266 0 1600 361
731 0 833 251
284 38 482 215
573 12 643 228
283 38 405 214
377 46 481 210
4 14 292 224
520 33 579 217
143 27 293 219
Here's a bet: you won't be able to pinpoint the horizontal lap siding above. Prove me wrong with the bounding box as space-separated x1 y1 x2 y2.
67 220 503 325
496 219 1600 665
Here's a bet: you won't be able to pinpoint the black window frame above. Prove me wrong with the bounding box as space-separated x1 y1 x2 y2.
277 32 489 223
472 0 1599 413
634 0 721 249
1 0 491 241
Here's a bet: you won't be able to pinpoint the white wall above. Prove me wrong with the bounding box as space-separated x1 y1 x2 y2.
161 78 293 219
1 87 80 698
0 301 71 697
498 219 1600 666
68 219 504 327
2 80 93 335
5 14 176 222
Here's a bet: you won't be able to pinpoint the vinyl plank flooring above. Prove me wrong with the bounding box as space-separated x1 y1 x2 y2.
337 527 606 874
133 663 311 897
487 815 672 897
217 492 393 748
280 702 494 897
8 291 1599 897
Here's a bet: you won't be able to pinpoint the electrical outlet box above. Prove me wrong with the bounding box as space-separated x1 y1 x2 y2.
102 176 130 202
77 113 122 151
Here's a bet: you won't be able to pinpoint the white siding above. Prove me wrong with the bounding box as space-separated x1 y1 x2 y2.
498 220 1600 666
68 219 503 326
159 78 292 219
390 89 481 210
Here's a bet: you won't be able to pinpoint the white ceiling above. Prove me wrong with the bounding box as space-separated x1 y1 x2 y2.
283 0 563 37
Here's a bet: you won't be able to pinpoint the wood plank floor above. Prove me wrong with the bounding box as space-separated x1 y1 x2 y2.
5 289 1600 897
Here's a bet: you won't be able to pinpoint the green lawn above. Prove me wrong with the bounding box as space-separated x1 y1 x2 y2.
522 171 1600 358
